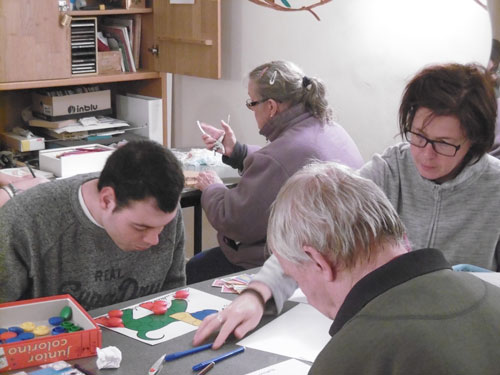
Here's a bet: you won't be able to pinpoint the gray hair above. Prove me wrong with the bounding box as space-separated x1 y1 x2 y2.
249 61 333 124
267 161 406 269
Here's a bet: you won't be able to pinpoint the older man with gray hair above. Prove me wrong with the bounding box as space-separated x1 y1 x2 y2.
194 161 500 374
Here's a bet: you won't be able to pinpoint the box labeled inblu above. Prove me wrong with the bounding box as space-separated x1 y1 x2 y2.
32 90 111 121
0 295 101 373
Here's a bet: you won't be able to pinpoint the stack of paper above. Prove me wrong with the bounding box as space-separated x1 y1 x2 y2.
30 116 129 141
211 274 254 294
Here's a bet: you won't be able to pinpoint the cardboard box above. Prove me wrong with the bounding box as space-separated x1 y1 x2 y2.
39 144 115 178
32 90 112 121
0 295 101 373
105 0 145 9
98 51 123 74
123 0 146 9
0 133 45 152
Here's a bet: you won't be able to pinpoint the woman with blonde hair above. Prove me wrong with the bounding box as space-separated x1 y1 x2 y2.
186 60 364 283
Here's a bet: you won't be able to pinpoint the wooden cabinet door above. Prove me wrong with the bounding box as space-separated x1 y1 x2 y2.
0 0 71 83
153 0 221 79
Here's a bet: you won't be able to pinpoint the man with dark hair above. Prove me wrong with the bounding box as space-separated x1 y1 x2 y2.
0 140 186 310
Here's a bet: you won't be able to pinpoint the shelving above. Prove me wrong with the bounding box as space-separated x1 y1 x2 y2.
0 0 221 147
71 18 98 75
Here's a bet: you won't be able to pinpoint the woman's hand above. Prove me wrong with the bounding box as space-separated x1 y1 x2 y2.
13 176 49 191
200 120 237 157
0 171 23 185
195 170 223 191
0 175 49 207
192 289 266 349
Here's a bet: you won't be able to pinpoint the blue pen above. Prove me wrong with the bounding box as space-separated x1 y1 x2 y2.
192 346 245 371
164 342 213 361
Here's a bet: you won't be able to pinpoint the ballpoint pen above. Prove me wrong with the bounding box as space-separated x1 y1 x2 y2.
213 114 230 155
197 361 215 375
148 342 213 375
24 162 36 178
192 346 245 372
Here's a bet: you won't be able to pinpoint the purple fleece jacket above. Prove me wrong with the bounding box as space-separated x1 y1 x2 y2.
201 104 364 268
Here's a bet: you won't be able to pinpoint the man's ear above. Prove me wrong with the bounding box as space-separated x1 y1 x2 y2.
99 186 117 211
303 245 336 282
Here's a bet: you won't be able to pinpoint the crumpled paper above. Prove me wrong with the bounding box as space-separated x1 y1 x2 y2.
173 148 224 167
96 346 122 369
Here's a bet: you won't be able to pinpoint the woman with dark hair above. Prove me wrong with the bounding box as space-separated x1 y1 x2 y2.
361 63 499 270
186 60 364 283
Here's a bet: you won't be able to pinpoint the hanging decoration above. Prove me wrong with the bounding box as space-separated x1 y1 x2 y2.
248 0 333 21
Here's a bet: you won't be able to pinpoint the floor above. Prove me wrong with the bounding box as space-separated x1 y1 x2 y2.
182 206 218 259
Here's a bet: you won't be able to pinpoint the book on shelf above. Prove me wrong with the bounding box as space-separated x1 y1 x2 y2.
107 38 128 72
101 25 136 72
102 15 141 69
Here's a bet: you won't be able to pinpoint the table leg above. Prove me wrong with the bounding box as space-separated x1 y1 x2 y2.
194 202 202 255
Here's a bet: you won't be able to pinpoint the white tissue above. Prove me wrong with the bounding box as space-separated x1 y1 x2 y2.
96 346 122 369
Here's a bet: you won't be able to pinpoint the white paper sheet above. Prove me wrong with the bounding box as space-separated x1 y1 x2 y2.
52 117 129 134
288 288 308 303
244 359 311 375
94 288 230 345
470 272 500 287
238 303 332 362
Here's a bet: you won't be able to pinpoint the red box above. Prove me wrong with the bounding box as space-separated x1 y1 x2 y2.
0 295 101 373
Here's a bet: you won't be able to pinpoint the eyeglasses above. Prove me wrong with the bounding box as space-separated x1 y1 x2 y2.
404 131 462 157
246 98 268 110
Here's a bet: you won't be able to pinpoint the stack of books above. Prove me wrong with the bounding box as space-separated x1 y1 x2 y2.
99 15 142 72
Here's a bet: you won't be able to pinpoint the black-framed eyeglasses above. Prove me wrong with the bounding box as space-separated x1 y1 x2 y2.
404 131 462 157
246 98 268 110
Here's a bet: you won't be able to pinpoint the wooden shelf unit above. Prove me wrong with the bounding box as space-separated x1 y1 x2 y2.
0 0 221 147
68 8 153 16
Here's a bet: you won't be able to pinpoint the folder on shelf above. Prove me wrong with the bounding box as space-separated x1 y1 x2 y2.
101 25 136 72
102 15 141 68
116 94 163 144
29 118 79 129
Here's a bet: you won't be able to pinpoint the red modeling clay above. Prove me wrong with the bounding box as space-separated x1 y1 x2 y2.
174 289 189 299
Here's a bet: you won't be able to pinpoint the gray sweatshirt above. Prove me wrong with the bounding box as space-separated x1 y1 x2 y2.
255 143 500 312
0 173 186 310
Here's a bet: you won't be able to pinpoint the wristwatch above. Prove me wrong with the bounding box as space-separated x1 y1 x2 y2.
0 185 14 198
8 183 20 196
0 183 21 199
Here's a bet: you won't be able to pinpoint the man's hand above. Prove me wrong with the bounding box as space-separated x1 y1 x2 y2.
195 170 223 191
193 288 267 349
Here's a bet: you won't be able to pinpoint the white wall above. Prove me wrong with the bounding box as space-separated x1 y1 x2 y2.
172 0 491 161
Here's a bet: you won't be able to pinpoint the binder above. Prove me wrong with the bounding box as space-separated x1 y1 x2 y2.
116 94 163 144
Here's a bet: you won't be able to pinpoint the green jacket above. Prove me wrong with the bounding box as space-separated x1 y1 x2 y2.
311 249 500 375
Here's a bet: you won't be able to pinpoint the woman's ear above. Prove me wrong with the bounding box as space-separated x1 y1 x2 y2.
303 245 336 282
268 99 280 118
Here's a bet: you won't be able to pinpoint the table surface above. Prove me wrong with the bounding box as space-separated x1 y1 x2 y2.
5 272 300 375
